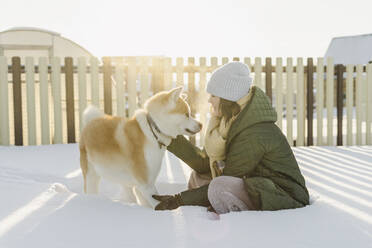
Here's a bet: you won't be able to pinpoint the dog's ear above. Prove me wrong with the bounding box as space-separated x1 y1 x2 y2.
168 87 183 102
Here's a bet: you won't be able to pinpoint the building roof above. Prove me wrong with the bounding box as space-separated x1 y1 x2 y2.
0 26 93 57
2 27 61 36
324 33 372 65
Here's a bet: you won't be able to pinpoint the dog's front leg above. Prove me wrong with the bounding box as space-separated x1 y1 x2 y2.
135 184 159 208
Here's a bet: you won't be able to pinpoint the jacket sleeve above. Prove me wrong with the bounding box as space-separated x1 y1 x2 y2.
167 135 210 174
180 184 210 207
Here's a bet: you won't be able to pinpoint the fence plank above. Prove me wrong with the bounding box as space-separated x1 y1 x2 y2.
25 57 36 145
326 57 334 146
275 58 283 130
12 57 23 146
211 57 218 70
152 58 164 92
90 57 100 107
286 58 294 146
164 57 172 90
265 57 273 102
139 57 150 107
316 58 324 146
103 57 112 115
127 57 137 117
336 64 344 146
222 57 229 65
356 64 363 145
244 57 252 72
199 57 207 146
296 58 305 146
188 57 196 145
65 57 76 143
39 57 50 145
367 64 372 145
115 61 126 116
78 57 87 132
345 64 353 146
176 58 184 88
307 58 314 146
254 57 262 90
0 57 9 145
51 57 63 144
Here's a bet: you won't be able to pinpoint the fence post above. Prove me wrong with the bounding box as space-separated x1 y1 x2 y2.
103 57 112 115
65 57 76 143
307 58 314 146
265 57 272 102
336 64 344 146
12 57 23 146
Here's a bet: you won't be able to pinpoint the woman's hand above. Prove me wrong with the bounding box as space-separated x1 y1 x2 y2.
152 194 183 210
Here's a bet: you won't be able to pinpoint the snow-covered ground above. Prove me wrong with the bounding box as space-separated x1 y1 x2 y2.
0 144 371 248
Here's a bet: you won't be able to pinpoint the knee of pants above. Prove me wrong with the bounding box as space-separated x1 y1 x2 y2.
207 176 232 199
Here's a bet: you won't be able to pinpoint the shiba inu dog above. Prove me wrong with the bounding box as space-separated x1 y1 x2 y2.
79 87 202 208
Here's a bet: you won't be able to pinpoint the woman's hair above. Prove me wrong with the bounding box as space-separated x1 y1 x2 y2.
219 98 241 124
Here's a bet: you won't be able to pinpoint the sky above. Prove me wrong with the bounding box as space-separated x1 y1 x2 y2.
1 0 372 58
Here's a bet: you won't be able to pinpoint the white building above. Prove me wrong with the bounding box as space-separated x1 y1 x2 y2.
0 27 93 63
324 33 372 65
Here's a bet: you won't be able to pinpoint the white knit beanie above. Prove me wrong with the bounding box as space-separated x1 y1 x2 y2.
206 62 253 101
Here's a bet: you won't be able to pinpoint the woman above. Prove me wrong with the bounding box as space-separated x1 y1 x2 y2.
153 62 309 214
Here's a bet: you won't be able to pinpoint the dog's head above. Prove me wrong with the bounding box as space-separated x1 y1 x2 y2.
144 87 202 138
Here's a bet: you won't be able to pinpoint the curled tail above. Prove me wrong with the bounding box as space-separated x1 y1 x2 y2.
82 105 104 128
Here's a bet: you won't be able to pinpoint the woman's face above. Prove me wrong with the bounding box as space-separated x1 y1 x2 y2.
208 94 221 116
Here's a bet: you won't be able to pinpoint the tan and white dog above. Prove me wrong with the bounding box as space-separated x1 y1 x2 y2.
79 87 202 208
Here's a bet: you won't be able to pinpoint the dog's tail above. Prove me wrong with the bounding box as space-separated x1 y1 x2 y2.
82 105 104 128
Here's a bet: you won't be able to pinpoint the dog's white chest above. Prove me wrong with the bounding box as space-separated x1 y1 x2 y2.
144 142 166 184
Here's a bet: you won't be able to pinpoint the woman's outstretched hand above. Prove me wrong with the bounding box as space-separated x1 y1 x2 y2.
152 194 183 211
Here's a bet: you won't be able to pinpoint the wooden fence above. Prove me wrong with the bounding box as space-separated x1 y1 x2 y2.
0 56 372 147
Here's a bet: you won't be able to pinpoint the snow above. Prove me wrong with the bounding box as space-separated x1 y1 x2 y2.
0 144 371 248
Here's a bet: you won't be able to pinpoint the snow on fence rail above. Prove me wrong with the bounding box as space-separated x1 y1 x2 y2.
0 56 371 147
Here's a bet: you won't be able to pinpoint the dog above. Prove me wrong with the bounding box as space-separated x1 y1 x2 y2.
79 87 202 208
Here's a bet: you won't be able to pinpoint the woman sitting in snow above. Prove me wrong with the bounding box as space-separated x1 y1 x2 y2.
153 62 310 214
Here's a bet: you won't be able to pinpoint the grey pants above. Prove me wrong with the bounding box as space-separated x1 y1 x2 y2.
188 171 255 214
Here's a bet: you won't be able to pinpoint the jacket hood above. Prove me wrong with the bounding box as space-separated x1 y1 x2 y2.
227 86 277 144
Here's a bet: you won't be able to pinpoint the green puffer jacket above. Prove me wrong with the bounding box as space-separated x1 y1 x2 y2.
167 86 310 211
